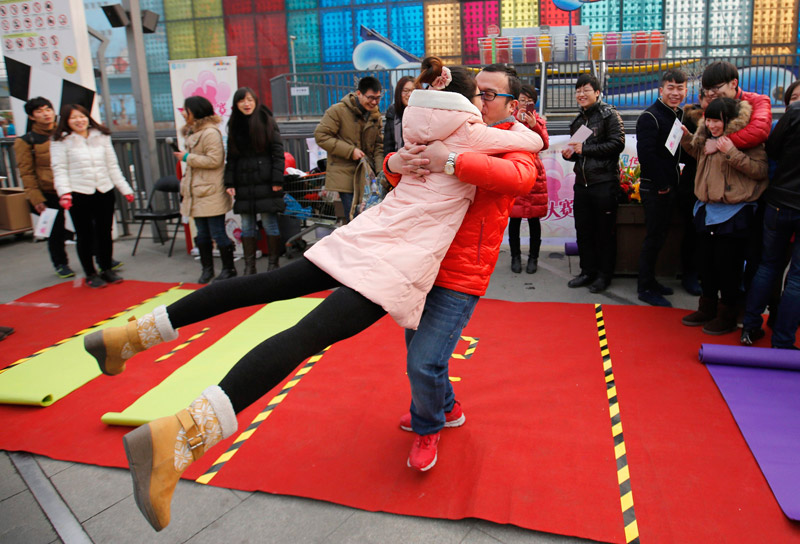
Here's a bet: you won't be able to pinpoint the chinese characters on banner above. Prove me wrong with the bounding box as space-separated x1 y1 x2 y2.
540 135 638 244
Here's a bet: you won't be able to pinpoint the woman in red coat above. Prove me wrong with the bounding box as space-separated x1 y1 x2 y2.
509 85 549 273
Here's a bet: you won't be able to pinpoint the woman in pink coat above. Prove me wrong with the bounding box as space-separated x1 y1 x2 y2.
84 56 543 532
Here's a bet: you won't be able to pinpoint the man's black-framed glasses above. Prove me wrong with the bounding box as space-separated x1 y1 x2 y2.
479 90 515 102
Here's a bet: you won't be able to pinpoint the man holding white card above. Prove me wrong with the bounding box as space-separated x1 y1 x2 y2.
635 70 688 307
563 74 625 293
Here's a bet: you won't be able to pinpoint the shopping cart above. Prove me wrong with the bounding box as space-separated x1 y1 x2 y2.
281 172 340 255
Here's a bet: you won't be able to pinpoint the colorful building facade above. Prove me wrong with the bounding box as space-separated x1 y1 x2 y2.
79 0 800 124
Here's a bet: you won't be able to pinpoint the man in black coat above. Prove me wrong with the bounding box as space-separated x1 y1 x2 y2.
741 81 800 347
563 74 626 293
635 70 688 306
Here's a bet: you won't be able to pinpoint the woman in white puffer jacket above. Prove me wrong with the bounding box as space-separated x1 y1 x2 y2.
51 104 134 288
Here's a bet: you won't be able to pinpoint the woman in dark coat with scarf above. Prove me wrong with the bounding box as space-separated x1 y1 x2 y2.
225 88 285 273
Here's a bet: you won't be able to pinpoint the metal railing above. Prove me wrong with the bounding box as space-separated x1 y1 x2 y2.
270 53 800 119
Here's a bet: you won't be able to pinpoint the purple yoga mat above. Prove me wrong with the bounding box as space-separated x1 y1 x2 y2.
698 343 800 371
700 343 800 521
564 241 578 256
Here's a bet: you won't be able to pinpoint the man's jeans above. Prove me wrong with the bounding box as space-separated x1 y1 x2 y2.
743 204 800 348
405 286 479 435
240 212 280 238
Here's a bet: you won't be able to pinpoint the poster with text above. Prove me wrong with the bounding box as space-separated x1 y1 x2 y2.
539 135 638 244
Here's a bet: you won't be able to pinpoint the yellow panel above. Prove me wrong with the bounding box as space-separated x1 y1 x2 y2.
751 0 796 44
425 1 462 59
195 18 227 58
501 0 539 28
166 21 197 60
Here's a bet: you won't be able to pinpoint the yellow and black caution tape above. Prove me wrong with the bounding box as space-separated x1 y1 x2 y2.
450 336 480 360
196 346 332 485
594 304 640 544
154 327 209 362
0 284 184 375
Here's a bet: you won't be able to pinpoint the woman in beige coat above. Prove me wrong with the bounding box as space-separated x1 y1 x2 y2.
176 96 234 284
680 97 768 334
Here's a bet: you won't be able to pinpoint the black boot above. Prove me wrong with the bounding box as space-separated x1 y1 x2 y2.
241 237 257 276
196 240 214 284
213 244 238 282
526 255 538 274
267 235 282 271
510 254 522 273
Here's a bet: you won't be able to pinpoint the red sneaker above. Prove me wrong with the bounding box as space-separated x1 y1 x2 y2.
399 400 465 432
407 433 440 471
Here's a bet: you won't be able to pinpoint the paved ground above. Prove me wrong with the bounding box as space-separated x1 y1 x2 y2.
0 226 699 544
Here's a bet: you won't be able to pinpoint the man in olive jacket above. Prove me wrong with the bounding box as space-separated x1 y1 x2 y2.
314 76 384 220
14 97 74 278
562 74 626 293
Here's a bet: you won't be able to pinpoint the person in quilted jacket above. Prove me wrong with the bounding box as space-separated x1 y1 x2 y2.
50 104 134 288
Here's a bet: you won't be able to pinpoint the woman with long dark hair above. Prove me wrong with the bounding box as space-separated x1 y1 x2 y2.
225 88 285 273
176 96 235 283
86 57 543 531
51 104 134 288
384 76 415 153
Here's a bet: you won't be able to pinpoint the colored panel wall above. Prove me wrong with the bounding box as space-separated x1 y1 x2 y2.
164 0 192 20
752 0 797 54
425 1 462 61
256 0 286 10
286 0 318 8
287 10 321 64
539 0 575 27
224 0 254 14
665 0 705 54
321 10 355 63
390 3 425 57
258 12 290 64
708 0 752 53
501 0 539 29
621 0 662 31
192 0 224 17
462 1 499 64
195 18 228 57
225 18 258 67
355 6 389 37
581 0 620 33
166 21 197 60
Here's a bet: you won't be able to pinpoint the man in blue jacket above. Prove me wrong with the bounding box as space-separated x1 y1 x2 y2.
636 70 688 306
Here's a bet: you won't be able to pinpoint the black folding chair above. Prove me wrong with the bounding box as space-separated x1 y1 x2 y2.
131 175 182 257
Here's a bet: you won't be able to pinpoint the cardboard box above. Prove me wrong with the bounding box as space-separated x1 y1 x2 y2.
0 188 32 230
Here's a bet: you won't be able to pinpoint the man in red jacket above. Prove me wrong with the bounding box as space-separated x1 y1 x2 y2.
384 64 537 471
701 61 772 149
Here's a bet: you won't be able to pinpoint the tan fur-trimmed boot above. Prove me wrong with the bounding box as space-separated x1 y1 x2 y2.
84 305 179 375
123 385 237 531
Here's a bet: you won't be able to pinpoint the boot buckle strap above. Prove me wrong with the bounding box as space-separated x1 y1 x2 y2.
125 316 145 351
176 410 204 461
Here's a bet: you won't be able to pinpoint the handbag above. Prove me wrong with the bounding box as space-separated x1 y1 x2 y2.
356 158 387 214
33 207 58 239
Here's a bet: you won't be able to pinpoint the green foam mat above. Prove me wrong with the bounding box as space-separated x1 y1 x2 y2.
101 297 323 426
0 289 192 406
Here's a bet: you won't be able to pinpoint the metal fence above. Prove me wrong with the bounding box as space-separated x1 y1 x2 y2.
270 53 800 119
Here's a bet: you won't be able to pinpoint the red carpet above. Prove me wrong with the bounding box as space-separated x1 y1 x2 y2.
2 283 799 543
